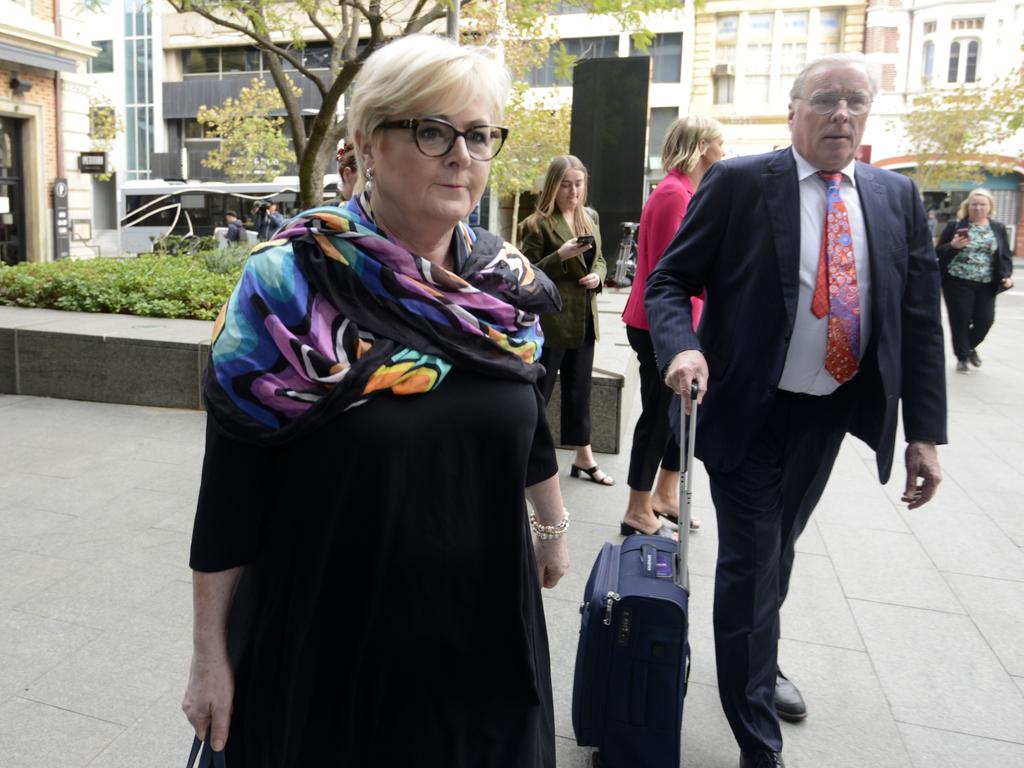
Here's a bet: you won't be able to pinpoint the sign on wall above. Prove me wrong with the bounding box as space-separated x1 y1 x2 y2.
78 152 107 173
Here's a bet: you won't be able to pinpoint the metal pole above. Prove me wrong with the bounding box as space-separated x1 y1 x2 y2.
446 0 460 40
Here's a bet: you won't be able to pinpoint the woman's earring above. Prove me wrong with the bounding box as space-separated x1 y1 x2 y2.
366 168 375 181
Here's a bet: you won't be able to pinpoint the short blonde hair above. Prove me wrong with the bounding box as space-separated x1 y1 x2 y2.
661 115 724 174
347 35 511 180
957 188 997 219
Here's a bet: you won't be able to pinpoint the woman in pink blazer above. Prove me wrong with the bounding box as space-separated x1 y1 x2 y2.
620 115 724 536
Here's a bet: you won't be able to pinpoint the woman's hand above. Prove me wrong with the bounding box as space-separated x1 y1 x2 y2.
557 237 592 262
182 650 234 751
578 272 601 290
1002 276 1014 290
534 536 569 588
950 231 969 250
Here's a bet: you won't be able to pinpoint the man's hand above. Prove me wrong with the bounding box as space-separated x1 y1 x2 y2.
902 441 942 509
578 273 601 289
664 350 709 414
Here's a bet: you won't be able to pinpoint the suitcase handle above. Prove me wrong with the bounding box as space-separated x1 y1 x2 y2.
676 381 699 592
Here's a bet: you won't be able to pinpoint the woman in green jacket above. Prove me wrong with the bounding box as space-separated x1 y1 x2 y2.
520 155 612 485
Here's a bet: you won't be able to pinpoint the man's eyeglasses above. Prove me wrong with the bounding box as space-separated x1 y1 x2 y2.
796 91 872 116
379 117 509 161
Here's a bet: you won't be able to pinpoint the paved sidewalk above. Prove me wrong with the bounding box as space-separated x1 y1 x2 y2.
2 288 1024 767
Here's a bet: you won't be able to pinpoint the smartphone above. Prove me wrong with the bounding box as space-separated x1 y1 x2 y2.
576 235 596 249
956 228 969 238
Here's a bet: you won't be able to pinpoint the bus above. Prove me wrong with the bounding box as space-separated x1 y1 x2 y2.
119 176 340 253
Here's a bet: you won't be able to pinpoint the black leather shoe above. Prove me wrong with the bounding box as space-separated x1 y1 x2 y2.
739 751 786 768
969 349 982 367
774 669 807 722
956 359 970 373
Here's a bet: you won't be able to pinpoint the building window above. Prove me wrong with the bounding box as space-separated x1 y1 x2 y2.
952 18 984 31
781 42 807 78
922 41 934 84
713 73 735 105
648 107 678 169
183 49 219 75
948 39 981 83
526 36 619 87
923 21 936 35
89 40 114 74
629 33 682 83
716 15 738 39
744 42 772 104
124 0 154 180
782 12 808 37
965 40 979 82
551 0 584 14
747 13 773 39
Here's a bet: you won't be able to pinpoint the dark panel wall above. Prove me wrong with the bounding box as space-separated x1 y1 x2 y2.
570 57 649 273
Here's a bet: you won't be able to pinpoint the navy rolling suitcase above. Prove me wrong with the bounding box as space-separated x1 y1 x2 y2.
571 386 698 768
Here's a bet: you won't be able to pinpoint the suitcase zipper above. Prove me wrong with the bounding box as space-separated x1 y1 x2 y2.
602 592 621 626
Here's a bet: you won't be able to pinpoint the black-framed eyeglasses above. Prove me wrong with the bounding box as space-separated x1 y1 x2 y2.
379 117 509 161
795 90 872 116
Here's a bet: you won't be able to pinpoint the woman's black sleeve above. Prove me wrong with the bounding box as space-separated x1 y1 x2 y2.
527 385 559 486
189 417 272 572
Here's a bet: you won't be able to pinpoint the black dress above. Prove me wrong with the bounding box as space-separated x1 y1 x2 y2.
190 371 557 768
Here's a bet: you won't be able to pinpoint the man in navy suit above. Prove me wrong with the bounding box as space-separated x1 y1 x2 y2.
646 54 946 768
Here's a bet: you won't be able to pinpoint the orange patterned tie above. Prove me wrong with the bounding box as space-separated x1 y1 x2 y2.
811 172 860 384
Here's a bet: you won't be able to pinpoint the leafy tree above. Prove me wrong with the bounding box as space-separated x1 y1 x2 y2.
88 96 124 182
197 77 297 181
901 65 1024 190
488 82 571 245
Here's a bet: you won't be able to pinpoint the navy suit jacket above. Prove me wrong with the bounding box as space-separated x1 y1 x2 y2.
645 148 947 484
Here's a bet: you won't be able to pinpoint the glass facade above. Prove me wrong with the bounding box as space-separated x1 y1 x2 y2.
124 0 154 180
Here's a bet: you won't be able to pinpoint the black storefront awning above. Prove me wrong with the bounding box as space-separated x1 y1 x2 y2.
0 41 77 73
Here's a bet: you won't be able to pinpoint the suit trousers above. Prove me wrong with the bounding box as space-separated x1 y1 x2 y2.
706 382 858 753
538 306 595 446
942 275 997 361
625 325 680 490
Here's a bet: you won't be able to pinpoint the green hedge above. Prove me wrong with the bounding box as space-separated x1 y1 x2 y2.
0 251 247 321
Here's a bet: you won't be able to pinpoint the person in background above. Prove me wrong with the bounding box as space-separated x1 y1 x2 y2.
254 202 285 241
182 33 567 767
619 115 724 537
224 211 245 243
520 155 612 486
336 140 359 201
647 53 946 767
935 188 1014 373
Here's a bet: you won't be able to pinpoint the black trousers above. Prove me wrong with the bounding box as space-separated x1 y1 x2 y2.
942 276 997 361
538 308 595 446
625 325 680 490
707 383 858 753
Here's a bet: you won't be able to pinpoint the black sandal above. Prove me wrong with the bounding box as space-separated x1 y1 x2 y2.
570 464 615 486
619 520 675 538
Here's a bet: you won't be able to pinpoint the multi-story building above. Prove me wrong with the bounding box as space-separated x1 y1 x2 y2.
0 0 95 263
688 0 867 157
864 0 1024 251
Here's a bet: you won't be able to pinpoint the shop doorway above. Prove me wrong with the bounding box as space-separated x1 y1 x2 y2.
0 117 26 265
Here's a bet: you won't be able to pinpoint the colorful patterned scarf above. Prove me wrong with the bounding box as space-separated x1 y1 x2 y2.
204 196 559 444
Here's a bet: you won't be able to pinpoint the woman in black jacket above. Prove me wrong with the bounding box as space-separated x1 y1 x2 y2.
936 188 1014 373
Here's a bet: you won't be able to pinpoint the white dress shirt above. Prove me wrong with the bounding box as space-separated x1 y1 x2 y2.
778 147 872 395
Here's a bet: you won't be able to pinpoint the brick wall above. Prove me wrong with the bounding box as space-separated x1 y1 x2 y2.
865 26 899 54
0 67 58 200
32 0 54 22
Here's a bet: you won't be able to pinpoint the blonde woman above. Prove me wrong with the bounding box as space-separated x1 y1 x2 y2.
936 188 1014 373
620 115 724 536
182 34 567 766
520 155 611 485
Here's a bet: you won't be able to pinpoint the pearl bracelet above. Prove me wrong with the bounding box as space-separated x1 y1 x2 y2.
529 508 570 540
